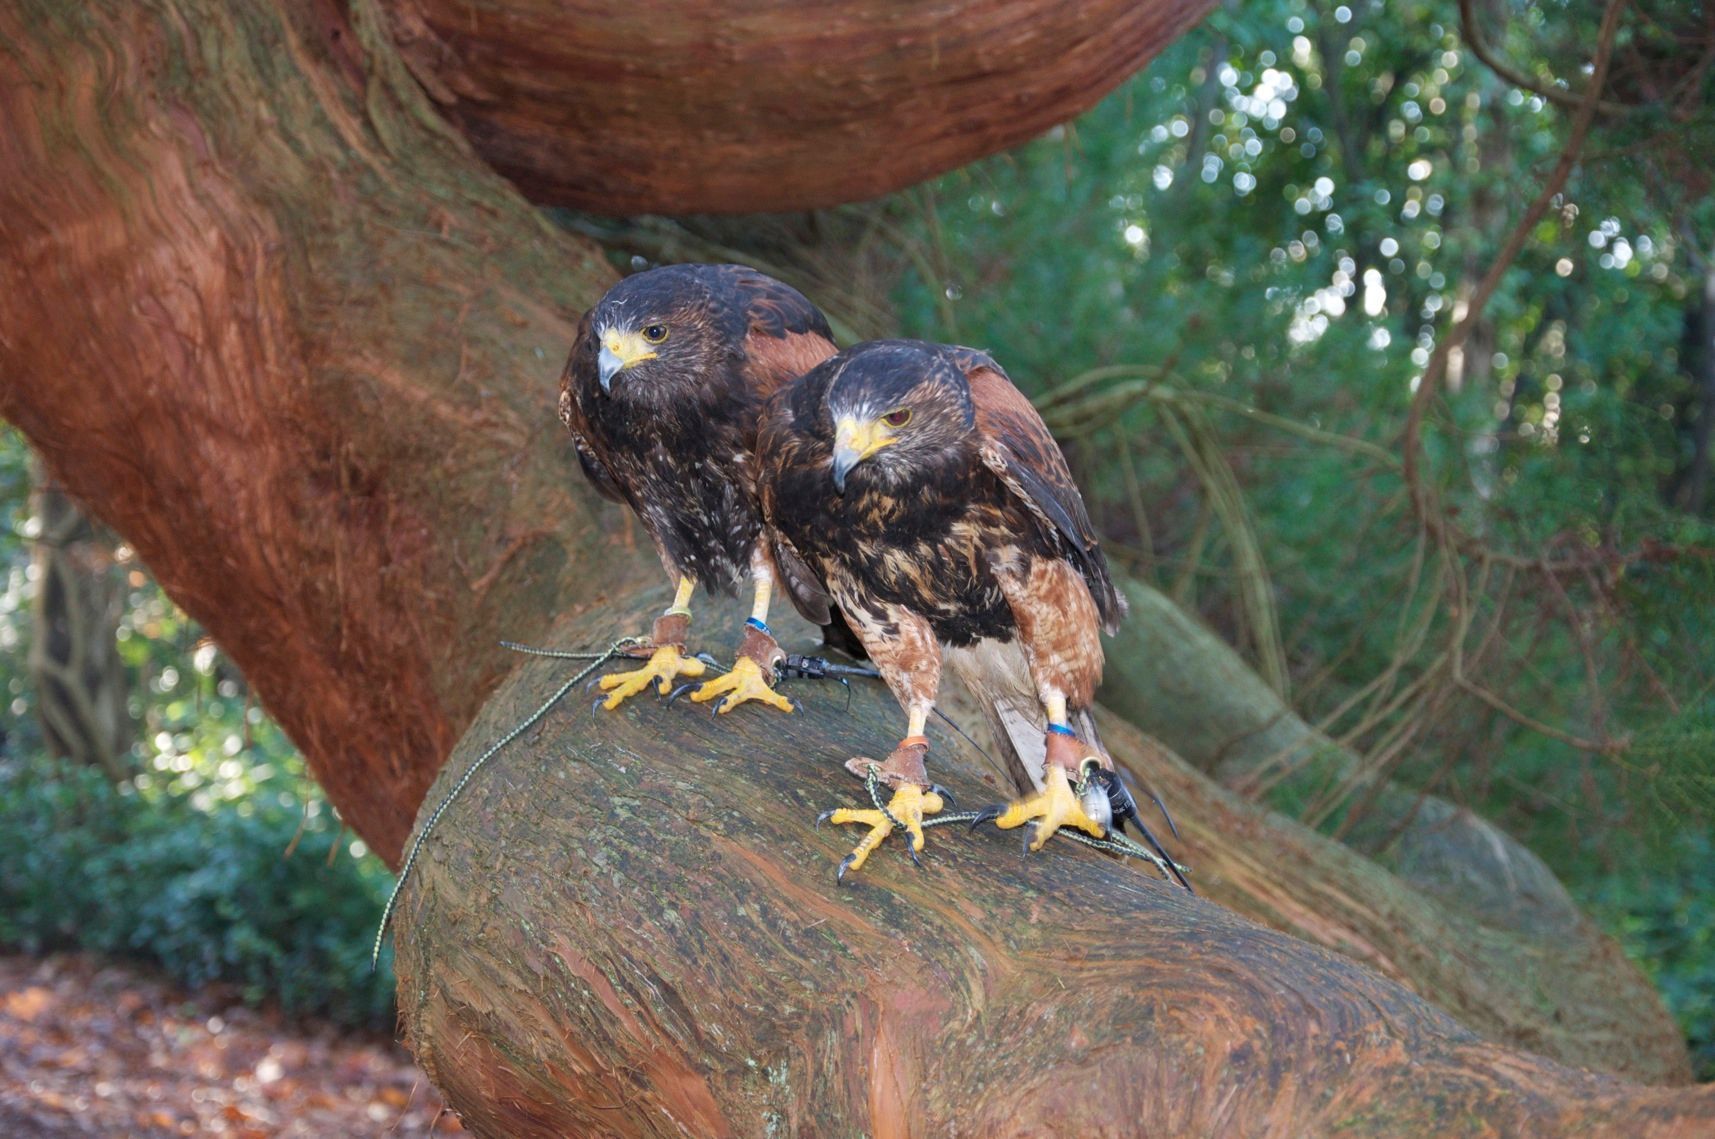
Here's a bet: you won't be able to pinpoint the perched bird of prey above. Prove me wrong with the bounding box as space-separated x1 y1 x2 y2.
758 339 1187 886
559 263 837 713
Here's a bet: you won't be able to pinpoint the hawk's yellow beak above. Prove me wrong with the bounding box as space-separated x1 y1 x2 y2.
598 328 658 391
831 416 896 492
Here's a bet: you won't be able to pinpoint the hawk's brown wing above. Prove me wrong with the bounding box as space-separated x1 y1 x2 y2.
723 266 839 401
756 388 837 626
707 266 839 508
951 346 1127 634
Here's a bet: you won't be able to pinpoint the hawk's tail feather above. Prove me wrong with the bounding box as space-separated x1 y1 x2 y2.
990 695 1048 794
944 639 1045 797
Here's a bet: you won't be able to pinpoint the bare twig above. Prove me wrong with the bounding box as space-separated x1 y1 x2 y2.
1459 0 1634 118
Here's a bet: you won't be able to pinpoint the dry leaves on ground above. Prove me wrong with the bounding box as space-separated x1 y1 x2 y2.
0 952 458 1137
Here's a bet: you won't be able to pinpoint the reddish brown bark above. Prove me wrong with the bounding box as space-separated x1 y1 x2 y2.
0 0 628 862
382 0 1218 214
0 0 1704 1131
393 599 1715 1137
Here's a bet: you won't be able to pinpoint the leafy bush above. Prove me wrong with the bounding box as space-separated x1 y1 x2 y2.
0 752 396 1029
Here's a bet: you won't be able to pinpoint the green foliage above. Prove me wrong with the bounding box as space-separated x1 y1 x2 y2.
0 751 397 1028
1583 828 1715 1080
0 423 395 1029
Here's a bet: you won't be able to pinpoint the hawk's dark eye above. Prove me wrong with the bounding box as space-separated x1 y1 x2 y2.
642 324 669 344
882 408 912 428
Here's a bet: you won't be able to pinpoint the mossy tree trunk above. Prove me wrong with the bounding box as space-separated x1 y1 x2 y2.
0 0 1704 1133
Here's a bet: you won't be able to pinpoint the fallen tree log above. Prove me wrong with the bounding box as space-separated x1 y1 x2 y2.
392 597 1715 1137
0 0 1695 1112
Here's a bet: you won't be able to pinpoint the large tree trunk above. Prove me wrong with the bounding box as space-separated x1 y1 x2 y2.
0 0 1701 1129
0 0 629 860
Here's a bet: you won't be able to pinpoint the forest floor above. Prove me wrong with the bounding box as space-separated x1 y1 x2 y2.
0 952 455 1137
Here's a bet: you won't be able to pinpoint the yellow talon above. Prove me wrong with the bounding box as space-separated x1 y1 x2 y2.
820 784 945 878
597 644 706 709
988 763 1106 851
688 655 794 714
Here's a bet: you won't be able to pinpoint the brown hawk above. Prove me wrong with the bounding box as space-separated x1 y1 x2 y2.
758 339 1187 886
559 264 837 713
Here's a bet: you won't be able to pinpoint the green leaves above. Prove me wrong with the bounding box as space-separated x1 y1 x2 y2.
0 753 398 1029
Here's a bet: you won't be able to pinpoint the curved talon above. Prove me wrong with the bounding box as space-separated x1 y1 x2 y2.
981 763 1107 852
968 804 1002 831
820 784 945 877
597 644 706 709
694 651 720 667
688 655 795 715
927 783 956 809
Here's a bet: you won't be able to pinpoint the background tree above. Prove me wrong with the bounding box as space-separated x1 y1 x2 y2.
26 460 134 782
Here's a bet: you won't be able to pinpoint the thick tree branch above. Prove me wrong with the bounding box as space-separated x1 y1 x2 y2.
1097 581 1691 1084
380 0 1219 214
393 598 1715 1136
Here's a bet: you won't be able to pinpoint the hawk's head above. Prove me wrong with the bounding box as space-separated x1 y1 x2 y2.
587 266 729 401
819 340 976 493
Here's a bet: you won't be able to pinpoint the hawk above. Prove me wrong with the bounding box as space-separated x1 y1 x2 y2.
758 339 1187 885
559 264 837 713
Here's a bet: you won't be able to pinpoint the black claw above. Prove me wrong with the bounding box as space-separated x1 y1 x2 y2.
968 804 1003 831
589 696 608 715
666 682 700 704
1021 822 1037 855
928 783 956 809
836 854 857 883
816 809 837 830
694 651 719 667
908 843 923 869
